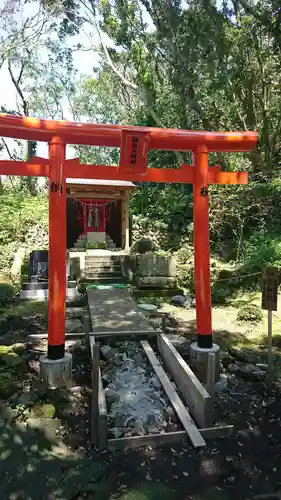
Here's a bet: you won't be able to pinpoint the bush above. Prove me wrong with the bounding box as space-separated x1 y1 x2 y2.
174 244 193 264
176 265 195 293
0 193 48 275
0 283 15 304
131 237 158 254
242 231 281 274
237 305 263 323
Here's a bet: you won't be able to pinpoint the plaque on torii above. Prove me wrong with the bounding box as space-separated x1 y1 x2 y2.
0 114 257 359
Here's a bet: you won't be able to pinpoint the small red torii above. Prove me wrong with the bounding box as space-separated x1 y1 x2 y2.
0 114 257 361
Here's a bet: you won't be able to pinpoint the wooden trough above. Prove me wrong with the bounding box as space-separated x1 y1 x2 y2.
89 332 233 450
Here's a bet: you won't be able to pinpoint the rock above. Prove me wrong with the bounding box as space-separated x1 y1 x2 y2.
100 345 114 360
170 295 186 307
150 377 162 390
69 339 85 354
132 353 145 366
221 354 235 369
228 361 266 380
12 391 35 406
256 363 268 371
226 476 235 484
1 351 25 368
228 363 239 374
110 426 124 438
0 399 13 422
228 346 250 363
0 346 11 356
146 425 160 434
137 303 158 315
28 359 40 374
112 354 123 367
104 388 120 405
65 319 83 333
11 343 25 356
166 422 178 432
32 403 56 419
215 374 228 394
26 417 63 441
0 373 18 398
164 406 177 422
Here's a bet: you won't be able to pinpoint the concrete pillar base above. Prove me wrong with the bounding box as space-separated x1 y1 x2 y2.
40 352 72 389
189 342 220 384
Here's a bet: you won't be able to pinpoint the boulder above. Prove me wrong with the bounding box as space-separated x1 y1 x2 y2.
215 374 228 394
11 343 25 356
1 352 24 366
0 373 18 398
100 345 114 360
0 399 13 422
228 362 267 380
221 353 235 368
104 388 120 405
26 417 63 441
170 295 186 307
0 346 11 356
228 346 250 363
32 403 56 419
11 390 36 407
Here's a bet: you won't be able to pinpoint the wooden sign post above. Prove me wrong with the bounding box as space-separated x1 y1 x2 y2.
261 267 279 389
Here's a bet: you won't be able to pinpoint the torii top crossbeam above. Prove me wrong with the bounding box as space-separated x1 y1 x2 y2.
0 113 258 362
0 113 256 151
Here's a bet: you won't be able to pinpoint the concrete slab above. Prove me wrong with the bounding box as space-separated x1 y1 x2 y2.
87 287 154 334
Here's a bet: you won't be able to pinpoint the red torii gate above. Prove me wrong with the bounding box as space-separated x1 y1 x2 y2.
0 114 258 362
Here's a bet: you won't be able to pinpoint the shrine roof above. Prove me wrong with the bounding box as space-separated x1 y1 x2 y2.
66 178 136 188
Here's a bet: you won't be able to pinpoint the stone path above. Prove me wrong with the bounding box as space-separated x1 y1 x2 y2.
87 288 154 334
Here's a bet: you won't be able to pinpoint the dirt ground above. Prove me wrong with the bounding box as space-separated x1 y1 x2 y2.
1 294 281 500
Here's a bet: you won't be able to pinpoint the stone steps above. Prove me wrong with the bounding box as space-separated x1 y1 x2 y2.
85 261 121 269
84 271 123 279
82 276 125 283
84 255 124 283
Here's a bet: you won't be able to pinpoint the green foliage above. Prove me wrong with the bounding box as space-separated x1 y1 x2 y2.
32 403 56 419
237 305 263 324
0 283 15 304
131 237 157 254
0 372 17 398
176 265 195 294
175 245 193 265
242 231 281 274
0 194 48 274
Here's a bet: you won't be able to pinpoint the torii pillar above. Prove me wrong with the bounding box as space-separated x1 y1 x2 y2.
190 146 220 384
40 137 72 388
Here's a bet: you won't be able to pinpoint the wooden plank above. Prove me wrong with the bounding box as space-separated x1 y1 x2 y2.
98 369 108 449
90 337 100 446
108 424 234 451
89 330 157 338
200 425 234 439
206 352 216 397
90 336 108 449
141 340 206 448
108 431 186 451
157 333 212 427
28 332 87 340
